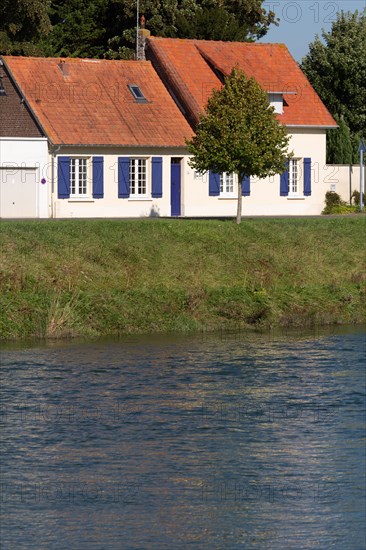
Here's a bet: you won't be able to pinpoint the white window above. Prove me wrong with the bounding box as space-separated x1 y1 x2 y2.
70 158 88 197
130 158 147 196
220 172 236 196
288 159 300 196
268 93 284 115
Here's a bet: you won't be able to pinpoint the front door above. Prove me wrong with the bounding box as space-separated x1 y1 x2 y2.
170 158 181 217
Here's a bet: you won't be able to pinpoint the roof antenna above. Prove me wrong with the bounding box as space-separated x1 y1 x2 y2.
136 0 139 60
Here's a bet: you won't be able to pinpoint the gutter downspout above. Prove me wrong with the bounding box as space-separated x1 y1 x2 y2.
349 164 352 205
51 144 61 219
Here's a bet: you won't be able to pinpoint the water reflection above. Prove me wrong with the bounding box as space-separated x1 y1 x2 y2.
1 327 365 549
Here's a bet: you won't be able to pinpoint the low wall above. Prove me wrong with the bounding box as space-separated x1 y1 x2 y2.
327 165 366 203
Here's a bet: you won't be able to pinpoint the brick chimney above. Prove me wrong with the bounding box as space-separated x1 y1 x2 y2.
137 15 150 60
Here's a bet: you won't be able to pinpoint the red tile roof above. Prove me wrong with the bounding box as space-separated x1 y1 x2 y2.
147 37 337 128
2 56 193 146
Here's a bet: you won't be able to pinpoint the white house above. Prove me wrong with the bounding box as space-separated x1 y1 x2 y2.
0 56 193 218
0 38 338 219
147 38 338 217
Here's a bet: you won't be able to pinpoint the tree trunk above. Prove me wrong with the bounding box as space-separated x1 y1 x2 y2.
236 173 242 224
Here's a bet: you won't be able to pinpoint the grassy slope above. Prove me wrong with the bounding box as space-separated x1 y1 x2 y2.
0 218 365 340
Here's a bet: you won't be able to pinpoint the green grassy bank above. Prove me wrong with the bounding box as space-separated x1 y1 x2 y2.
1 218 365 340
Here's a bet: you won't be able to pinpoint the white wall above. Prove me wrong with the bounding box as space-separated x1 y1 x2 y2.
0 138 49 217
53 147 186 218
183 128 332 216
324 165 365 203
30 130 353 219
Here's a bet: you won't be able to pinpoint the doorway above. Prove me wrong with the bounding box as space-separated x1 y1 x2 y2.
170 158 182 217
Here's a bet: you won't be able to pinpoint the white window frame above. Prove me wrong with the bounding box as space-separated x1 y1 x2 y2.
130 158 148 198
268 93 284 115
70 157 90 198
288 158 301 197
220 172 236 197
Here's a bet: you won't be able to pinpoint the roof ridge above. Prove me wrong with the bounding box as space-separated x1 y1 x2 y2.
2 55 151 65
147 36 288 48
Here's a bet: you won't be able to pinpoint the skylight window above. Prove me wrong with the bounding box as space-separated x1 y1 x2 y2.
128 84 147 102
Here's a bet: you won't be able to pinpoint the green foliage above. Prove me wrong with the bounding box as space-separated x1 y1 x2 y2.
186 68 291 222
106 0 277 58
322 190 366 214
40 0 111 57
1 218 365 340
175 6 249 42
174 0 277 42
324 191 343 208
0 0 51 55
326 115 354 165
323 205 360 215
322 191 365 214
351 190 366 206
187 68 290 177
301 10 366 163
0 0 277 58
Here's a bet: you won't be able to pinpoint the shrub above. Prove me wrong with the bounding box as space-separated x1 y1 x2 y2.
351 190 366 206
322 191 365 214
325 191 343 207
328 205 359 214
322 191 345 214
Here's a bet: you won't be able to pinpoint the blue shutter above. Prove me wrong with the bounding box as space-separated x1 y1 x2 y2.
152 157 163 198
241 175 250 196
280 161 289 196
304 157 311 196
209 171 220 196
92 156 104 198
118 157 130 198
58 157 70 199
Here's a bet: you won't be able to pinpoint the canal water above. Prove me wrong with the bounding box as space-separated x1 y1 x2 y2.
1 327 365 549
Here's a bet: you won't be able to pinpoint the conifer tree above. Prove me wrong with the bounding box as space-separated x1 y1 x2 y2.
326 115 353 165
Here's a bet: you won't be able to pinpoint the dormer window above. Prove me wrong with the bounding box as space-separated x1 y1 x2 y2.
268 91 297 114
268 93 283 115
128 84 147 103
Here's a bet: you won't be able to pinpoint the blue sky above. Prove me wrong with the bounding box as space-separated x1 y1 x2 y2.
259 0 366 61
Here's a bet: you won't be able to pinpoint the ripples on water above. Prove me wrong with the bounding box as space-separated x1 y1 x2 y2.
1 327 365 549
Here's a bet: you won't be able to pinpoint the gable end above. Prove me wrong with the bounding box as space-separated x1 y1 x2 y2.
0 62 44 138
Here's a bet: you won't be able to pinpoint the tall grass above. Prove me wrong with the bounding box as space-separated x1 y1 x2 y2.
1 218 365 340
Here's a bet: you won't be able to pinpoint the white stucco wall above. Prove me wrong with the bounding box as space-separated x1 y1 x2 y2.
324 165 365 203
183 128 333 217
53 147 186 219
0 138 49 217
48 129 346 219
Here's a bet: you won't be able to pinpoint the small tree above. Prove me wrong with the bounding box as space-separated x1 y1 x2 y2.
186 67 291 224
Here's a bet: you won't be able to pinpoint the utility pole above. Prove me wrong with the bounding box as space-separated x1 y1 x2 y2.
136 0 139 59
358 139 365 211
